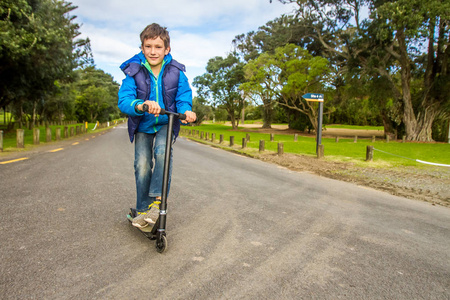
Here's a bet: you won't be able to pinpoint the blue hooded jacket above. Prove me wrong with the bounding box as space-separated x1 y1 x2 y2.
118 52 192 142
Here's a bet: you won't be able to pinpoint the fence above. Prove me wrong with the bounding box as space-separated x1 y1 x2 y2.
180 128 330 159
0 120 125 152
179 128 448 166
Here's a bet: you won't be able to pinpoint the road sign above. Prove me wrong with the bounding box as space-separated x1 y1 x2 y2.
302 93 324 102
302 93 324 154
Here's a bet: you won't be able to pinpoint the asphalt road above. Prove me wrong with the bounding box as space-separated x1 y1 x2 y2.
0 124 449 299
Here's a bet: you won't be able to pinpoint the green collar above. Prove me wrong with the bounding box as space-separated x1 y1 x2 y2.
142 59 166 78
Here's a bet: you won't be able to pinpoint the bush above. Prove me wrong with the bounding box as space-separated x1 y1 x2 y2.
432 118 449 142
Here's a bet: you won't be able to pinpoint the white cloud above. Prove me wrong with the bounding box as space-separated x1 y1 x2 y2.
69 0 297 86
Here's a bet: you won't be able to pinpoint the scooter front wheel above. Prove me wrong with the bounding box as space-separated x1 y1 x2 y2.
156 235 167 253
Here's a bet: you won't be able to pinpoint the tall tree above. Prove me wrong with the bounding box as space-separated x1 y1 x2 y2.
243 44 332 132
74 66 120 123
193 53 245 129
279 0 450 141
0 0 86 126
373 0 450 141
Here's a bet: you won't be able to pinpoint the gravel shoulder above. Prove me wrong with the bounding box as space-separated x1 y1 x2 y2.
258 152 450 207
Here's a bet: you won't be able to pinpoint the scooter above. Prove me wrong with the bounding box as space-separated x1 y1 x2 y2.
127 106 186 253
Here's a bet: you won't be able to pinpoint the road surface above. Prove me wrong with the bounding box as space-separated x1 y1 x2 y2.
0 124 448 299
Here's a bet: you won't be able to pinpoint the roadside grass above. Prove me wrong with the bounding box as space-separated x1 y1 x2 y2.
182 123 450 167
0 121 122 152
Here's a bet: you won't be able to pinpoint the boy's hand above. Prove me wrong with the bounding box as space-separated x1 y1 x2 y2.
139 100 161 117
182 111 196 124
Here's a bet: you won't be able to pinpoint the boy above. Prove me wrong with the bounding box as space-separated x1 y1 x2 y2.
118 23 196 228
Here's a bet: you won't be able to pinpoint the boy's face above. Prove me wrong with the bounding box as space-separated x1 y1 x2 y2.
142 37 170 68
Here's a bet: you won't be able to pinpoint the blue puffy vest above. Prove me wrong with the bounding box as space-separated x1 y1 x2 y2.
121 60 186 142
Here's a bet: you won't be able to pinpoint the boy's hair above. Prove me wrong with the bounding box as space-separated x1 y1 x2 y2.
140 23 170 50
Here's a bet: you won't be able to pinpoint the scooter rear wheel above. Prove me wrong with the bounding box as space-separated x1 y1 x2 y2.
156 235 167 253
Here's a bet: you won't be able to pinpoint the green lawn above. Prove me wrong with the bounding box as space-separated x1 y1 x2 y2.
0 111 13 124
182 123 450 167
325 124 384 131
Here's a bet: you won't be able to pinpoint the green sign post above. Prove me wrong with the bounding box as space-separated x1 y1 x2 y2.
302 93 324 154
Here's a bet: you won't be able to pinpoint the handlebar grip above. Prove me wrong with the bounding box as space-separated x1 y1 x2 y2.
141 104 186 120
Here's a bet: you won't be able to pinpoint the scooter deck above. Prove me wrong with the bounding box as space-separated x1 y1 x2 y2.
127 212 157 240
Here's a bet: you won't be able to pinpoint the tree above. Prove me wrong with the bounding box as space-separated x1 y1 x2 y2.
373 0 450 141
278 0 450 141
74 66 120 123
240 53 279 128
0 0 88 127
193 53 245 129
242 44 332 132
191 96 212 125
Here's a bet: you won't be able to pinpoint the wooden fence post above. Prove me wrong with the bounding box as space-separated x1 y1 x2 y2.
56 128 61 141
70 127 74 137
259 140 265 152
270 133 274 142
0 130 3 152
246 133 250 142
372 136 375 143
220 134 224 144
335 136 339 143
366 145 374 161
230 136 234 147
354 135 358 143
46 127 52 142
16 129 24 148
242 138 247 149
294 134 298 142
211 133 215 143
278 142 284 155
317 144 324 159
33 128 40 145
64 126 68 138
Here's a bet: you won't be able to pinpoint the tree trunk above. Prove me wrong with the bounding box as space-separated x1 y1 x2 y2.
381 110 395 137
32 100 37 128
406 106 439 142
396 29 418 141
18 99 24 128
397 28 439 142
230 114 237 129
262 98 272 128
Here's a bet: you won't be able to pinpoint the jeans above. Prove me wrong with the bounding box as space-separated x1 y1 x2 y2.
134 125 173 213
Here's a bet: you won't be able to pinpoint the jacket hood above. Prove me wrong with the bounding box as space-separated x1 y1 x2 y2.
120 52 173 77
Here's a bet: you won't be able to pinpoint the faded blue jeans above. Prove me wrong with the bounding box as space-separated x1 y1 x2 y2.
134 125 173 213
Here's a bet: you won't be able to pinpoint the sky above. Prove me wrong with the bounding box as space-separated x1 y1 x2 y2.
68 0 297 91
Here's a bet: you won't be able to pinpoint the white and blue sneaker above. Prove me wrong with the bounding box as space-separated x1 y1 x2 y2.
132 211 150 228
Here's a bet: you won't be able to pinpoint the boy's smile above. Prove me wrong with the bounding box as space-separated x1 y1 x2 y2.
142 37 170 75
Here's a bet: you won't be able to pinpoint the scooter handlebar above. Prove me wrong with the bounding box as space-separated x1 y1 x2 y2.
142 104 186 120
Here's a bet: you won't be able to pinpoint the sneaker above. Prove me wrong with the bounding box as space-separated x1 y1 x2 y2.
132 211 149 228
144 200 161 224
